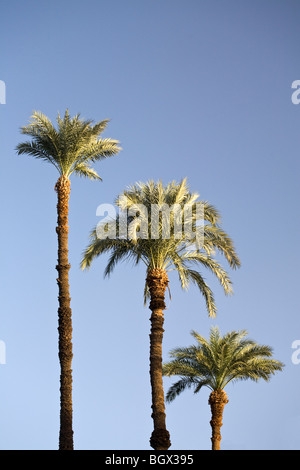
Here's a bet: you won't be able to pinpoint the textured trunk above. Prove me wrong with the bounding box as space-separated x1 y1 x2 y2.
147 268 171 450
208 389 228 450
55 175 74 450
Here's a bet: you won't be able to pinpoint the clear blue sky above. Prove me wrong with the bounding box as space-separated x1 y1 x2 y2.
1 0 300 450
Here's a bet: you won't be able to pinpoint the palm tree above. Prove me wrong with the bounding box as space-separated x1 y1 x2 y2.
16 110 120 450
163 327 284 450
81 179 240 450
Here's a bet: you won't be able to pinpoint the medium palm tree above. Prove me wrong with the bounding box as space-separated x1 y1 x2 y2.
16 110 120 450
81 179 240 450
163 327 284 450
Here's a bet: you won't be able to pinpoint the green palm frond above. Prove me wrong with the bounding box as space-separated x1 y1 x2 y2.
163 327 284 401
16 140 60 169
187 270 217 317
203 224 240 269
180 251 233 295
165 377 201 403
73 163 102 180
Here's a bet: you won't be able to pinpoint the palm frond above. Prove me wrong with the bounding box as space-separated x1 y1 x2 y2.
16 141 60 169
165 377 200 403
188 270 217 317
73 163 102 180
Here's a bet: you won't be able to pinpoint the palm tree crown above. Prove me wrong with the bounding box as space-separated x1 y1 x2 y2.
16 109 121 179
163 326 284 401
81 178 240 317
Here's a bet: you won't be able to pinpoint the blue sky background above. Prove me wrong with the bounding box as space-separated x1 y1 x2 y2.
1 0 300 450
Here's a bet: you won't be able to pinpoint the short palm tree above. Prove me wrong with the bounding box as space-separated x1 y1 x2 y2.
163 327 284 450
16 110 120 450
81 179 240 450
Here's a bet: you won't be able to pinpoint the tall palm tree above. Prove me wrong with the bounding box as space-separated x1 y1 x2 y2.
81 179 240 450
163 327 284 450
16 110 120 450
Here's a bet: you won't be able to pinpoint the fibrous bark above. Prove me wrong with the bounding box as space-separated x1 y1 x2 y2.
147 268 171 450
208 389 228 450
55 175 74 450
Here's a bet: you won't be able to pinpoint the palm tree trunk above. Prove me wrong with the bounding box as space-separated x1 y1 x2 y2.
55 175 74 450
208 389 228 450
146 268 171 450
